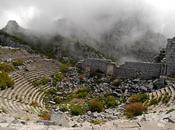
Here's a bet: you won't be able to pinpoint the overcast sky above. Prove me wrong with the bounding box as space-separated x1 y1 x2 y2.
0 0 175 37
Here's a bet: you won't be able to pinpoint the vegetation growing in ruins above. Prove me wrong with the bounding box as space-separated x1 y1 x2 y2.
128 93 149 103
70 104 87 115
106 95 118 108
32 76 51 87
59 104 69 112
12 59 24 67
124 102 146 119
39 111 51 120
0 63 14 73
75 88 90 98
0 72 14 90
88 99 105 112
60 63 70 73
53 72 64 86
46 83 120 116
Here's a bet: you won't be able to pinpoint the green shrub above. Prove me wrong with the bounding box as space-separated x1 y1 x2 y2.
59 104 69 112
0 72 14 90
47 88 57 95
124 102 146 118
53 96 62 104
128 93 149 103
70 104 86 115
76 88 89 98
12 59 24 66
0 63 14 73
32 77 50 87
88 99 104 112
53 72 64 85
106 96 118 108
60 64 70 73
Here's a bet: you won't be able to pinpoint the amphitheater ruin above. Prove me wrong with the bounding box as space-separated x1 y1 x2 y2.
0 46 60 120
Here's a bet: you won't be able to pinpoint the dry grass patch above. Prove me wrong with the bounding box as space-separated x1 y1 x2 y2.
124 102 146 119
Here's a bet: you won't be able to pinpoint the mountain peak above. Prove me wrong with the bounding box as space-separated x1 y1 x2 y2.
2 20 25 35
5 20 20 29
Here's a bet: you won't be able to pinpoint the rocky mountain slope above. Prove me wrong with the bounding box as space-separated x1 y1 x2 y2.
98 17 167 63
47 17 167 63
1 19 167 64
1 20 106 63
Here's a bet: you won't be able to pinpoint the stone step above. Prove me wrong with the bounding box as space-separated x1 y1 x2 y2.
26 87 39 104
13 83 32 101
165 87 172 95
169 86 175 97
156 90 162 99
152 91 158 99
160 88 167 95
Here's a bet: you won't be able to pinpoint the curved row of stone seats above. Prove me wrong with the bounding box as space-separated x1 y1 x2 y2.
11 74 48 112
170 85 175 99
0 97 27 115
23 70 55 82
0 97 40 119
147 85 175 107
20 64 59 82
0 72 49 117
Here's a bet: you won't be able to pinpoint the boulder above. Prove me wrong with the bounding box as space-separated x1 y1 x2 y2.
112 79 122 86
153 78 166 90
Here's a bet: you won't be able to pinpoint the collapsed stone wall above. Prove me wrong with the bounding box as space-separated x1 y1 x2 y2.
78 59 162 79
114 62 161 79
79 58 115 75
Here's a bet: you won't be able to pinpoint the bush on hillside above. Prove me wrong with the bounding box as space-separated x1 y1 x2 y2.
53 72 64 86
0 72 14 90
39 111 51 120
32 76 50 87
59 104 69 112
75 88 89 98
128 93 149 103
70 104 86 115
88 99 104 112
124 102 146 118
60 64 70 73
106 95 118 108
0 63 14 73
12 59 24 66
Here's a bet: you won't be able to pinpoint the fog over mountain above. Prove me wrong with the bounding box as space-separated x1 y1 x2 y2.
0 0 173 63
